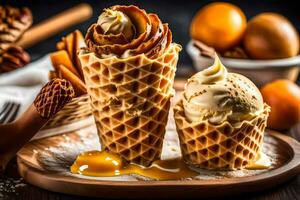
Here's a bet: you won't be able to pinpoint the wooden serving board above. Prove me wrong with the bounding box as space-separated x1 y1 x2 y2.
17 124 300 198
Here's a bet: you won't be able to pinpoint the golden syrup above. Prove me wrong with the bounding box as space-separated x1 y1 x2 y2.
70 151 125 177
245 152 271 170
70 151 198 180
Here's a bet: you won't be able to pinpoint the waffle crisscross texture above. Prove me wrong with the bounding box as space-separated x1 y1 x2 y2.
42 94 92 129
79 44 180 166
34 79 75 119
0 5 32 54
174 100 270 170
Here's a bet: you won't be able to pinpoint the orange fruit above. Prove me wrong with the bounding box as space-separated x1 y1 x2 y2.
244 13 299 59
190 2 247 52
260 79 300 130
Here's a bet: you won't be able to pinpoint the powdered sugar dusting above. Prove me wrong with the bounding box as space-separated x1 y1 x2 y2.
34 123 288 181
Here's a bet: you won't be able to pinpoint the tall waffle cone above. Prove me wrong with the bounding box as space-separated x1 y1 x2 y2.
174 100 270 170
79 44 180 166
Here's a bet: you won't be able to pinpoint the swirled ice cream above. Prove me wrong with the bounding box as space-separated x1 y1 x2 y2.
85 5 172 58
97 9 135 42
182 54 264 125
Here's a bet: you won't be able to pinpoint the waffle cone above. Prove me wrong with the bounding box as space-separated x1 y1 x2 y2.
174 100 270 170
79 44 181 166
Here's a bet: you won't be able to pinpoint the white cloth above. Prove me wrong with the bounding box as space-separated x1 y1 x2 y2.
0 55 52 115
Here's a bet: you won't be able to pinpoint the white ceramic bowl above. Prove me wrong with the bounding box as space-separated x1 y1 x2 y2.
187 40 300 87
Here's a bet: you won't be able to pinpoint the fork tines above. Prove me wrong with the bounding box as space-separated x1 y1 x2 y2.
0 102 20 124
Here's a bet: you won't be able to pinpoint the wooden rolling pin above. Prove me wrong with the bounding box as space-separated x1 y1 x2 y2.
16 3 93 48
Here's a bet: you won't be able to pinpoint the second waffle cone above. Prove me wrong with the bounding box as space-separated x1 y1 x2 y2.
79 44 180 166
174 100 270 170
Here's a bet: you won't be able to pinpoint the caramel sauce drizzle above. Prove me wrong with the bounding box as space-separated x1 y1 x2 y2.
71 150 270 180
70 151 198 180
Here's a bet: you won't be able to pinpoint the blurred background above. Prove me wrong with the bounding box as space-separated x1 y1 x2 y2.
4 0 300 68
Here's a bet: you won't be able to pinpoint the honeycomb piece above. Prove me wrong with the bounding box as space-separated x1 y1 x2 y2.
44 30 91 129
0 5 32 54
79 44 180 166
174 100 270 170
54 30 86 80
34 78 75 119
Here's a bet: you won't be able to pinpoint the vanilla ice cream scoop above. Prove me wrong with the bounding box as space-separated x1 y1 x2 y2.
97 8 136 41
182 55 264 125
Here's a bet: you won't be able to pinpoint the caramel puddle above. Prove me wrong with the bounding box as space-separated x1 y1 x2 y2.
70 151 271 180
70 151 198 180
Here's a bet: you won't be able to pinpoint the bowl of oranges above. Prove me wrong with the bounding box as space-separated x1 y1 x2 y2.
187 2 300 87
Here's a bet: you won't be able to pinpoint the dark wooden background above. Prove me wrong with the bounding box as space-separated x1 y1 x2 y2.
1 0 300 199
4 0 300 67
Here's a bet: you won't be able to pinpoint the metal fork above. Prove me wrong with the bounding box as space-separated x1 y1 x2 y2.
0 102 20 124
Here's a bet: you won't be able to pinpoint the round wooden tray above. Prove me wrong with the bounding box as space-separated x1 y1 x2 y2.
17 126 300 199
